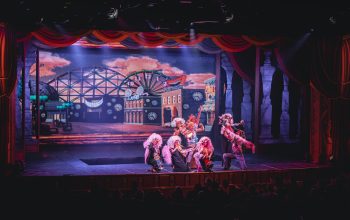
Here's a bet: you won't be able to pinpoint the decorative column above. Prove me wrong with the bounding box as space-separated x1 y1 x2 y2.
23 45 37 150
280 74 290 141
259 50 275 141
15 53 24 161
221 53 233 115
297 101 302 138
241 81 253 139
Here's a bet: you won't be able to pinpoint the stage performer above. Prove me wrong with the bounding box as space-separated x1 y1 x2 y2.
186 105 205 147
219 113 255 170
193 136 214 172
164 135 191 172
171 117 188 148
143 133 164 173
171 117 195 165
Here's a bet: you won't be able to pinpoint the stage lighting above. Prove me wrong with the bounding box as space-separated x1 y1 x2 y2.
146 20 169 31
329 16 336 24
225 13 234 23
107 8 118 19
189 26 196 40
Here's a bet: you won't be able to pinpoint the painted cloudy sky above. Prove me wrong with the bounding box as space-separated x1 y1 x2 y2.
31 46 216 89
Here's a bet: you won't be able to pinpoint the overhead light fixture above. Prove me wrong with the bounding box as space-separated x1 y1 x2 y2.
220 2 234 23
329 16 336 24
189 26 196 40
146 20 169 31
107 8 118 19
225 13 234 23
190 20 219 25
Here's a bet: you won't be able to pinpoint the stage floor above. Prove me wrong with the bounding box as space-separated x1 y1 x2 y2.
23 143 326 176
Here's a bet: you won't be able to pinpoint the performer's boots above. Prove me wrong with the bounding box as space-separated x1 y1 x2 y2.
237 158 247 170
222 154 231 170
206 162 214 172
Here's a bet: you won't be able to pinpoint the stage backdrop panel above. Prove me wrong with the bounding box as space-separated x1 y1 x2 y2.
27 46 217 142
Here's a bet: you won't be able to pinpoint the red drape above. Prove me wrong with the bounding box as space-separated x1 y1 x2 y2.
331 37 350 166
0 23 17 165
242 35 281 46
92 30 129 43
28 27 285 54
130 32 169 46
274 48 304 85
211 35 252 52
308 36 350 165
310 36 342 98
331 99 350 167
225 52 254 84
31 27 90 48
274 35 349 165
341 36 350 99
309 83 321 163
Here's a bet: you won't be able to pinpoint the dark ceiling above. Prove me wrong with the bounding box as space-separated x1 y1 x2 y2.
1 0 350 35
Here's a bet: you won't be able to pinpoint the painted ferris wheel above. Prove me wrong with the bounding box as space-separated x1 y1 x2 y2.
117 70 170 96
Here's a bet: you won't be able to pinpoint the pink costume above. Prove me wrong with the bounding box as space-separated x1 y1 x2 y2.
219 113 255 170
193 136 214 172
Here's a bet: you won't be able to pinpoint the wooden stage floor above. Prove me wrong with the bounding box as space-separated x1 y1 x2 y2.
20 143 333 192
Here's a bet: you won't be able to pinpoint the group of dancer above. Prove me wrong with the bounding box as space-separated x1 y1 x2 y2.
143 112 255 173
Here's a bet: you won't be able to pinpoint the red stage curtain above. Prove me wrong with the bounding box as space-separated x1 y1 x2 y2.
174 34 206 46
32 27 90 48
211 35 252 52
331 99 350 167
0 23 17 165
274 48 305 85
310 36 342 98
225 52 254 84
308 36 350 165
130 32 169 47
341 36 350 99
242 35 281 46
28 27 284 53
331 37 350 166
309 83 320 164
92 30 129 43
271 35 349 165
156 32 188 39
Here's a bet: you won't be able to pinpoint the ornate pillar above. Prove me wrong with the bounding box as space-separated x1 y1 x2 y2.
24 45 37 149
241 81 253 139
221 53 233 115
259 50 275 141
280 74 290 141
297 101 302 138
15 51 24 162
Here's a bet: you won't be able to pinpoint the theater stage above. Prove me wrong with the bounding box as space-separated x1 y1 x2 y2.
20 143 332 192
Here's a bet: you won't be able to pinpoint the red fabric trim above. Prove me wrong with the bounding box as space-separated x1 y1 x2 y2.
174 34 206 45
92 30 129 43
156 32 188 39
32 27 90 47
212 35 252 52
242 35 280 46
274 48 303 85
225 52 254 84
130 32 168 46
